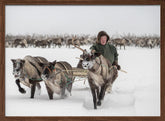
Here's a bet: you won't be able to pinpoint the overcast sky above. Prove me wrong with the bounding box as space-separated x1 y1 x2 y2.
6 5 160 36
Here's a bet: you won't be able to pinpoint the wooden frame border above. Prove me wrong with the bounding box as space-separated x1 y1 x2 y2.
0 0 164 121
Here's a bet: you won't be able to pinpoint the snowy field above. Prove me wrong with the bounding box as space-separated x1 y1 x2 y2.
5 46 160 116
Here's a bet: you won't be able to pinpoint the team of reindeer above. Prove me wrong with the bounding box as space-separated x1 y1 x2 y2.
6 34 160 49
11 38 118 109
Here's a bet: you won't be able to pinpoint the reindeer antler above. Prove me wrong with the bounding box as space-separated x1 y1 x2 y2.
72 36 85 52
75 57 84 60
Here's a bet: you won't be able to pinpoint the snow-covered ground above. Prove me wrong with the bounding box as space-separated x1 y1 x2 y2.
5 46 160 116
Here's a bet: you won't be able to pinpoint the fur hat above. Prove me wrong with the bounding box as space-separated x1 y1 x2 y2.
96 31 110 44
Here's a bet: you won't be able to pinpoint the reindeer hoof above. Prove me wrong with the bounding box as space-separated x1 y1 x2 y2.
30 96 34 99
49 97 53 100
97 101 101 106
19 88 26 94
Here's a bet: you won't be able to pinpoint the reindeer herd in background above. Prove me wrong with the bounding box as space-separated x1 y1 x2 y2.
6 33 160 49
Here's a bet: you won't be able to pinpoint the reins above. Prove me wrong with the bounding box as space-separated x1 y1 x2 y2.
51 67 73 87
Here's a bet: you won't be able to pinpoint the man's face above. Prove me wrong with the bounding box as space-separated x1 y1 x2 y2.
100 36 107 45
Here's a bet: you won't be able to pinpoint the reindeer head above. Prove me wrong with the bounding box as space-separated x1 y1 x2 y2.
11 59 25 79
72 37 101 69
80 52 101 69
40 61 56 80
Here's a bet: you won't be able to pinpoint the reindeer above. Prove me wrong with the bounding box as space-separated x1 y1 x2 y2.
146 39 156 49
73 38 80 47
155 38 160 47
64 35 79 47
72 39 118 109
11 55 48 98
5 41 12 48
66 38 73 48
12 39 28 48
34 40 50 48
112 38 128 50
135 38 146 48
52 38 62 48
40 61 74 99
79 36 88 46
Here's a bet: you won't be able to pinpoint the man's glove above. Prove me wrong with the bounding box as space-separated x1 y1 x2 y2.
112 61 121 70
116 65 121 70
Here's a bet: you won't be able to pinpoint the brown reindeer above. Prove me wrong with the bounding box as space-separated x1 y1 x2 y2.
112 38 128 50
66 36 80 48
52 38 62 48
72 39 118 109
146 39 156 49
34 40 50 48
12 39 28 48
11 55 48 98
40 61 74 99
66 38 73 48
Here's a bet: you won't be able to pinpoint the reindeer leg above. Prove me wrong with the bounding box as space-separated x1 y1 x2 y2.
97 89 103 106
101 84 108 100
60 81 66 99
89 79 97 109
36 83 41 95
31 83 36 98
29 80 36 98
36 83 41 90
91 88 97 109
61 87 66 99
68 77 75 96
96 87 99 100
97 84 107 106
15 79 26 94
46 85 53 100
66 81 73 96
